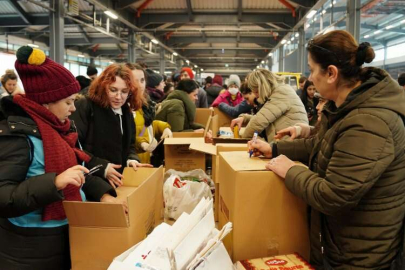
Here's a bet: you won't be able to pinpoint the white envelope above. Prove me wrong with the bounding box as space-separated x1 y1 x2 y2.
191 242 234 270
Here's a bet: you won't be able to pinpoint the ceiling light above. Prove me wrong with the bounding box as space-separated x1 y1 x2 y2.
306 10 317 19
261 61 265 64
295 33 299 38
269 53 273 57
194 65 198 68
172 52 178 56
305 23 310 29
374 30 382 35
287 41 291 44
291 37 295 41
385 25 394 30
27 43 39 48
104 10 118 20
186 60 190 64
151 39 159 44
256 66 259 69
78 54 85 57
281 39 287 44
401 19 405 24
201 68 204 71
109 61 114 64
225 64 229 67
364 34 370 38
333 0 337 4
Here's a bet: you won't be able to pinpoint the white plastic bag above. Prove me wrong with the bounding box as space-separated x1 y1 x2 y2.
164 169 214 220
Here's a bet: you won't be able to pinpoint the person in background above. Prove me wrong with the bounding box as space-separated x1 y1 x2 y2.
163 82 175 99
0 46 120 270
212 74 244 108
231 69 308 142
217 82 254 118
296 76 307 97
180 67 208 108
171 72 181 88
155 79 205 132
1 69 23 97
87 66 98 81
145 69 165 103
75 75 91 95
398 73 405 90
204 76 213 90
71 64 153 189
275 92 328 140
126 63 173 166
249 30 405 269
206 74 223 106
300 80 319 126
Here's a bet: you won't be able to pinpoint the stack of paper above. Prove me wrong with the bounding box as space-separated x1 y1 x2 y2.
108 198 234 270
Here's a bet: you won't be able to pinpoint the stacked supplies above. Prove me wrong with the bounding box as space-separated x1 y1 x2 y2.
108 198 233 270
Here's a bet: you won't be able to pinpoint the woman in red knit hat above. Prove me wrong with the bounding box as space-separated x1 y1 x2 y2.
0 46 122 269
71 64 153 189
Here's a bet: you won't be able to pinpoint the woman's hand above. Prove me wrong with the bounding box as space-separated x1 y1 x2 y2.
55 165 89 190
161 128 173 139
248 138 272 158
141 138 158 153
100 193 128 214
128 161 153 171
230 117 244 130
106 164 123 188
265 155 296 179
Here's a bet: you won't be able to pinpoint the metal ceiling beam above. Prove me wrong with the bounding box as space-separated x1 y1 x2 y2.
6 0 32 24
118 0 143 10
0 15 75 27
167 36 281 45
138 13 296 27
77 25 90 43
186 0 193 22
237 0 242 22
171 47 273 50
288 0 317 7
188 56 259 60
181 49 267 56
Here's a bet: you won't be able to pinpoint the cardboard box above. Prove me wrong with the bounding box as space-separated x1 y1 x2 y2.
189 143 247 221
195 108 212 126
218 152 310 262
164 137 206 172
172 132 204 138
64 167 164 270
213 108 232 128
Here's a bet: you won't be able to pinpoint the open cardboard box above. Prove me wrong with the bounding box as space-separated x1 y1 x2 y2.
164 137 206 172
217 151 310 262
64 167 164 270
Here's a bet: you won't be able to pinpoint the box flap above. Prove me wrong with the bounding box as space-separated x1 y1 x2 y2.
219 151 270 171
173 132 204 138
189 142 217 156
64 201 128 227
164 137 204 145
122 167 160 187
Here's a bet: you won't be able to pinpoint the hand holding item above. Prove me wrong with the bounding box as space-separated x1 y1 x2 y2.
55 165 89 190
161 128 173 139
247 137 272 158
230 117 243 130
194 128 204 133
265 155 296 179
128 161 153 171
141 138 158 153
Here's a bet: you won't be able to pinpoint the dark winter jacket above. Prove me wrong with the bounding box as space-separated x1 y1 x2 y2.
276 68 405 269
0 96 115 269
70 97 140 173
155 90 204 132
218 99 253 118
206 84 223 106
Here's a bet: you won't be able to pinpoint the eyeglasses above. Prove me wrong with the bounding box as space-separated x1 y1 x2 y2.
108 88 131 98
307 39 343 65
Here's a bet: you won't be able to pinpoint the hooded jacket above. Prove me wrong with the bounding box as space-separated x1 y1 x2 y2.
155 90 204 132
276 68 405 269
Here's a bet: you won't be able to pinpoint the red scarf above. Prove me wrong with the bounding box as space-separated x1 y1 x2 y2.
13 95 90 221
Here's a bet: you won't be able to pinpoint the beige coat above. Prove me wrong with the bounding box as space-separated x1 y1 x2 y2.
241 83 308 141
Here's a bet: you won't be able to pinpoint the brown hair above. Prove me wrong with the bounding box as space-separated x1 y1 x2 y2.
307 30 375 86
88 64 144 110
1 69 18 88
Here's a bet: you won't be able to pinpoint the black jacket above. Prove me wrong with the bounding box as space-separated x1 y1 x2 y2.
0 96 115 269
70 97 140 172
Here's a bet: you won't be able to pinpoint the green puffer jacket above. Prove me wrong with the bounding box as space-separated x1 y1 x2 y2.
155 90 204 132
241 83 308 142
276 68 405 269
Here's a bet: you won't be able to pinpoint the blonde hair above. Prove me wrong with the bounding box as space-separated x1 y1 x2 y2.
247 69 284 103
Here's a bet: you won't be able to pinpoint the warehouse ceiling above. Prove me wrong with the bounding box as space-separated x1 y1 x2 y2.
0 0 317 75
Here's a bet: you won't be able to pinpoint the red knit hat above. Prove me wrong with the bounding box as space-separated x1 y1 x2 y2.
181 67 194 79
15 46 80 104
213 74 223 85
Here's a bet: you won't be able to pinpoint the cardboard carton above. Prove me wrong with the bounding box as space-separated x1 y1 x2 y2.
195 108 212 126
172 132 204 138
236 253 314 270
189 143 248 221
218 152 310 262
64 167 164 270
164 137 206 172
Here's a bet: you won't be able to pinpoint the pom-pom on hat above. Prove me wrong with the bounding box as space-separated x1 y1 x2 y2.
15 46 80 104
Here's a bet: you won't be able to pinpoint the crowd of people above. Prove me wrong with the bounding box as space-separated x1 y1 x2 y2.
0 29 404 269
